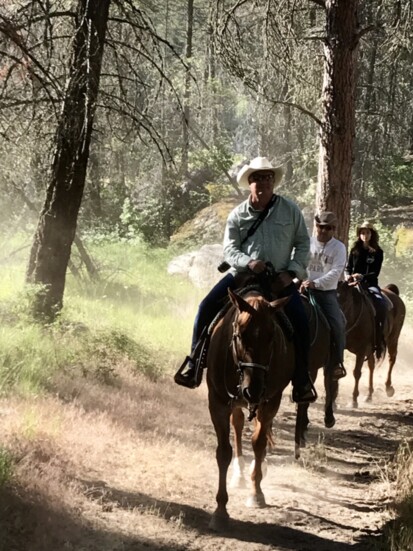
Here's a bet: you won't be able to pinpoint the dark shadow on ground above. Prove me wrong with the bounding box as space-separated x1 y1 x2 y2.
76 478 381 551
0 484 189 551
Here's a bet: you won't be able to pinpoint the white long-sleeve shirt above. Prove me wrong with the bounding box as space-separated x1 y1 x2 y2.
307 236 347 290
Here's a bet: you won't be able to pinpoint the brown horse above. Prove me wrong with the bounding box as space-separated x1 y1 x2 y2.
206 287 331 530
337 281 406 407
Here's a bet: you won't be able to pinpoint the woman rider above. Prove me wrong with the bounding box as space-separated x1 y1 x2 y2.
345 221 386 358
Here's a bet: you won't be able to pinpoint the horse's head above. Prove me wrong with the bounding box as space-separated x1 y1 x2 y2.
228 289 289 405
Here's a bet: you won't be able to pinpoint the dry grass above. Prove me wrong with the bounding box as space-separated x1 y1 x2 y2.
0 365 217 551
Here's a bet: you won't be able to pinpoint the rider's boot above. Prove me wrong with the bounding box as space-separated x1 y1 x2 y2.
331 362 347 381
292 378 318 404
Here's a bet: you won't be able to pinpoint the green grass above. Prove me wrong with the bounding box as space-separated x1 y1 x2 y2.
0 235 203 393
0 447 13 487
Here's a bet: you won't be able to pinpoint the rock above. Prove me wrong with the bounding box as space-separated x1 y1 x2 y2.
168 244 225 289
170 196 243 247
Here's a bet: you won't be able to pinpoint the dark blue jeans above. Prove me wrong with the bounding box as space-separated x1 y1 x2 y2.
191 277 310 387
191 274 237 353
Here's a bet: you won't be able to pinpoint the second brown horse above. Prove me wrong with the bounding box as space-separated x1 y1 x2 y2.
337 281 406 407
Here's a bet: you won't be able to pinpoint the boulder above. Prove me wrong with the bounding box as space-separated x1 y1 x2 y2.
168 244 225 289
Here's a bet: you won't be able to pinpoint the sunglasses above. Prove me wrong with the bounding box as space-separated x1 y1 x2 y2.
317 224 333 231
249 172 275 183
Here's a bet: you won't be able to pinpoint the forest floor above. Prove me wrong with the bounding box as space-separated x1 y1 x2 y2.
1 325 413 551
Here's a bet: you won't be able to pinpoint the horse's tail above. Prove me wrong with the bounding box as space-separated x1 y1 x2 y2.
385 283 400 295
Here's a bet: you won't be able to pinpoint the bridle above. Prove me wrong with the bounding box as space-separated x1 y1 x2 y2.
231 320 271 375
227 316 273 420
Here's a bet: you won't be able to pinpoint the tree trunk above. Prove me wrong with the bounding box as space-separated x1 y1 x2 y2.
316 0 359 246
26 0 111 319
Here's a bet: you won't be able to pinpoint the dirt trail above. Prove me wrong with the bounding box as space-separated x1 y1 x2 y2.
1 327 413 551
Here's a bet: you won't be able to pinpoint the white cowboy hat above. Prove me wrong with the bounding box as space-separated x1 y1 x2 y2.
236 156 283 189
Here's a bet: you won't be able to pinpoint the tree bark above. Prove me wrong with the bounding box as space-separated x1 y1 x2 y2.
26 0 111 319
316 0 359 246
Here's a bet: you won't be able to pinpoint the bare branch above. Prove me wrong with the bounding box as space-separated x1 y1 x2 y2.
269 98 322 126
357 25 377 41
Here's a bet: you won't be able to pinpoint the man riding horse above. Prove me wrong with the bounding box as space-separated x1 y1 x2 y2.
174 156 317 404
300 211 347 381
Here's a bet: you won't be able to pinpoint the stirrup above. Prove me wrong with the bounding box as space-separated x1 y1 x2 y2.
331 364 347 381
174 356 199 389
292 381 318 404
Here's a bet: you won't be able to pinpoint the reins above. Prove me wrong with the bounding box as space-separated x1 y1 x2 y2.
345 284 371 335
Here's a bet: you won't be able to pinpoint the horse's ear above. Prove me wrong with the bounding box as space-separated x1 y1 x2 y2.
228 289 256 314
268 296 291 310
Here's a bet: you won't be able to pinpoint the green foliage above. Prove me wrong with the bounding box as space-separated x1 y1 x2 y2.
188 142 233 177
367 156 413 207
0 448 13 487
0 237 200 394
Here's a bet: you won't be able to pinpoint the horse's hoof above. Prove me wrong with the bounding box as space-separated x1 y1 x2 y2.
295 443 301 460
324 415 336 429
209 513 229 532
364 395 373 403
386 386 395 397
246 493 267 508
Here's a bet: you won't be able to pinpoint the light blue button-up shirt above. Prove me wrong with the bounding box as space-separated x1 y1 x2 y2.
223 195 310 280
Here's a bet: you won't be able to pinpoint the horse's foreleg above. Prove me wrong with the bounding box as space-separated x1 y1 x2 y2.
352 354 364 408
295 403 310 459
209 402 232 531
365 354 375 402
324 373 338 428
230 408 246 488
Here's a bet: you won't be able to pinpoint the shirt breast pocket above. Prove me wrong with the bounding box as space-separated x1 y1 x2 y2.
271 218 294 239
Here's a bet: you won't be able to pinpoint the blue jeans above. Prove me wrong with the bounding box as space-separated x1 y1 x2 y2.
310 289 346 367
191 274 236 353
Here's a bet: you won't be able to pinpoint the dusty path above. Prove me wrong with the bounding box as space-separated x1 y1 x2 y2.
1 327 412 551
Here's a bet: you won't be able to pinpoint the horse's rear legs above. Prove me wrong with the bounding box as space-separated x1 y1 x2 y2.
385 347 398 397
365 354 375 402
248 397 281 508
352 354 365 408
230 408 246 489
